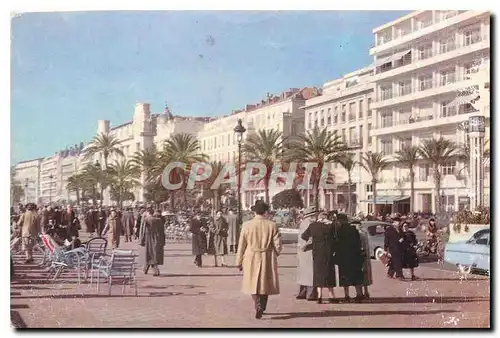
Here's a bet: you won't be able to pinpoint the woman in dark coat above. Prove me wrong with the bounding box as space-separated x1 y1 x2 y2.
190 215 207 267
335 214 364 303
400 221 419 280
140 210 165 276
209 211 229 267
300 212 337 304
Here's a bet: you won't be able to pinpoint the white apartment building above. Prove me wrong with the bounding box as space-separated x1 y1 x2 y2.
198 87 319 208
369 10 490 213
14 158 43 204
304 67 375 212
93 103 210 204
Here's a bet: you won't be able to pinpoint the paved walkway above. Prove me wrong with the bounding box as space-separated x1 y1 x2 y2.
10 240 490 328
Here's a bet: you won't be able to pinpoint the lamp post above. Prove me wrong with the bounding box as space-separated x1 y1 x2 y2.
234 119 246 229
24 178 29 204
440 190 445 213
49 174 53 203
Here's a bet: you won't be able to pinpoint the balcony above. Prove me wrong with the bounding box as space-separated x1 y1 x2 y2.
370 10 490 55
371 35 490 83
372 71 487 110
348 113 356 122
347 139 363 149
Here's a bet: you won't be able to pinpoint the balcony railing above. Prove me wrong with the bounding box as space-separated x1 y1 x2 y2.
375 34 488 74
347 139 363 148
381 118 393 128
376 70 483 103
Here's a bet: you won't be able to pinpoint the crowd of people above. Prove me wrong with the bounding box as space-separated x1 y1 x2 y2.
10 200 444 320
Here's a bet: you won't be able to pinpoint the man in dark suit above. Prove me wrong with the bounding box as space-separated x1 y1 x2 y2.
190 214 207 267
384 216 404 280
96 206 107 236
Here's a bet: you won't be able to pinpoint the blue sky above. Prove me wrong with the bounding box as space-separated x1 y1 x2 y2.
11 10 409 163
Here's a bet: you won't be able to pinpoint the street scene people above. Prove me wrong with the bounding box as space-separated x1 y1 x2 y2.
10 10 490 328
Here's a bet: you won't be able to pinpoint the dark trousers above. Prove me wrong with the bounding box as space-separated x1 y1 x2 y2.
297 285 318 300
387 253 404 278
97 222 105 236
251 294 268 312
229 244 238 253
194 255 202 267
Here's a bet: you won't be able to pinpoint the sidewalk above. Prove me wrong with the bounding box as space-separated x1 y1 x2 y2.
10 240 490 328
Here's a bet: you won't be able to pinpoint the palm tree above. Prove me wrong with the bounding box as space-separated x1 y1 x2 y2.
241 129 285 203
131 145 159 180
456 138 490 179
338 153 357 215
83 133 124 168
159 133 208 211
286 128 347 209
418 137 457 213
361 151 390 215
394 146 420 213
66 174 84 205
200 161 229 211
107 159 141 208
81 164 110 201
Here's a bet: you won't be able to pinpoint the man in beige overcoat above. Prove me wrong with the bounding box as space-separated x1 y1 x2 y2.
235 201 282 319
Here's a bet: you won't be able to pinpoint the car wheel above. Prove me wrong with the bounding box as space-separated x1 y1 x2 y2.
373 247 380 259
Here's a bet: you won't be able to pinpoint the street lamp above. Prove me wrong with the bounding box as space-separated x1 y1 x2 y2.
234 119 246 229
440 190 445 213
24 178 29 204
49 174 54 203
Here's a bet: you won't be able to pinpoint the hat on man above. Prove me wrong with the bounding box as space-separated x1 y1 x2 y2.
303 206 319 218
250 199 266 211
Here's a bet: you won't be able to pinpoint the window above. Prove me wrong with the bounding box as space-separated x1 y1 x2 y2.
214 137 217 148
439 36 455 54
341 105 346 123
227 134 230 145
400 137 412 150
333 114 338 124
381 140 393 154
459 103 477 115
441 161 456 175
367 98 372 117
349 102 356 121
417 44 433 60
320 110 325 126
469 230 490 245
380 86 392 100
463 29 481 46
359 100 364 118
346 78 359 88
419 75 433 91
308 112 312 129
441 101 457 117
341 129 346 143
464 62 479 79
136 142 140 151
399 81 412 96
439 69 456 86
349 127 356 144
365 184 373 192
327 108 332 125
381 113 393 128
399 109 412 124
367 124 372 145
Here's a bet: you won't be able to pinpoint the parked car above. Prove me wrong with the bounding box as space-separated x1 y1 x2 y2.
444 227 490 274
360 221 392 258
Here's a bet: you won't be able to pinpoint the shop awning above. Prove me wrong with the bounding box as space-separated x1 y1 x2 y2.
374 50 411 67
360 195 410 204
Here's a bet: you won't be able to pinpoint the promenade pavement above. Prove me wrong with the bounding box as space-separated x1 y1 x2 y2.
10 239 490 328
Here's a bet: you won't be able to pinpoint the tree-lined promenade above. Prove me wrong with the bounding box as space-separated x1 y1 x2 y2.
62 124 490 213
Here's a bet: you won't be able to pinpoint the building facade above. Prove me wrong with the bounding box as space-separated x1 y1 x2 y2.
197 87 320 208
14 158 42 204
369 10 490 213
304 67 375 212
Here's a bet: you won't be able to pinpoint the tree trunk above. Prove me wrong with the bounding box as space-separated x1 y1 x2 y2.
264 175 270 204
170 191 176 211
347 173 352 216
409 169 415 213
434 165 441 214
76 189 81 205
372 178 377 215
